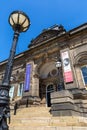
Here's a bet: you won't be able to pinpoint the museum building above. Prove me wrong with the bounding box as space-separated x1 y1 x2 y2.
0 23 87 116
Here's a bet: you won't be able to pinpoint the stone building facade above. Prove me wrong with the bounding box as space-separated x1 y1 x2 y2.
0 23 87 116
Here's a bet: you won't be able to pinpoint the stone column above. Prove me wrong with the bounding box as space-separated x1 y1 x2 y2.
32 74 39 97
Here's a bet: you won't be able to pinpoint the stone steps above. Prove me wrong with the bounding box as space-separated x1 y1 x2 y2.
10 118 87 126
11 107 51 117
9 106 87 130
9 126 87 130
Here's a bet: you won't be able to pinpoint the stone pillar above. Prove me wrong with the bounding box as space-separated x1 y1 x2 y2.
74 66 85 89
22 62 40 105
22 61 35 105
33 74 39 97
31 64 41 104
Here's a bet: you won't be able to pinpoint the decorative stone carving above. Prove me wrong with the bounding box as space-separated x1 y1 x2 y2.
28 25 66 48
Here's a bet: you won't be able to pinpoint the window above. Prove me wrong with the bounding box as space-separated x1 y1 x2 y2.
9 86 14 99
17 83 24 97
81 66 87 85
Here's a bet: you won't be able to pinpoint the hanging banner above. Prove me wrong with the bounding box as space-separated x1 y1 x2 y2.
24 64 31 92
61 51 73 83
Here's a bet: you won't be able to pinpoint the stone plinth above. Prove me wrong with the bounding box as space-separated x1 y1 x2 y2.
50 90 82 116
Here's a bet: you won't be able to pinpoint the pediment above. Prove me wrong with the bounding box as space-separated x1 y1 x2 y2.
28 25 66 48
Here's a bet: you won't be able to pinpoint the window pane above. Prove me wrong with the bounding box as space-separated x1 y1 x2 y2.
81 66 87 85
17 83 24 97
84 77 87 84
9 86 14 99
81 66 87 76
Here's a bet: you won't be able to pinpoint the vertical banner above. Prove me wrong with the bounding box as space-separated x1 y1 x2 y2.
24 64 31 92
61 51 73 83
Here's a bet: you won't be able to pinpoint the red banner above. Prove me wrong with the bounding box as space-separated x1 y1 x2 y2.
61 51 73 83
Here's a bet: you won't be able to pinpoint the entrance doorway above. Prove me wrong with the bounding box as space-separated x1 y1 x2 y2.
46 84 54 107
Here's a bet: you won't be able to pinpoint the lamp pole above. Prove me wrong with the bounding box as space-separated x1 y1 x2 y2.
56 60 63 91
0 11 30 130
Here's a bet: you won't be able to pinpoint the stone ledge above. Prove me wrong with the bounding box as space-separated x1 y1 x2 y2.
51 90 73 99
51 103 81 111
74 99 87 104
51 110 81 117
51 97 74 104
9 126 87 130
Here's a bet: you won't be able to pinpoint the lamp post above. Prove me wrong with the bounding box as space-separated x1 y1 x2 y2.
56 60 63 91
0 11 30 130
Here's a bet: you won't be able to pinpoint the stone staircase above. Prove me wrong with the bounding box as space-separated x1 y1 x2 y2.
9 106 87 130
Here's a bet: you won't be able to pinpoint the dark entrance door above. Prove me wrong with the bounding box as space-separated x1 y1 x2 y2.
46 84 54 107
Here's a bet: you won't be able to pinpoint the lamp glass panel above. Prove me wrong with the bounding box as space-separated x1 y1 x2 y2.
9 17 14 25
12 13 18 24
22 19 29 27
19 14 26 24
23 27 28 31
56 61 61 68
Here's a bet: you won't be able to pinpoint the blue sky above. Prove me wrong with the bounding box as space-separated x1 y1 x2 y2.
0 0 87 62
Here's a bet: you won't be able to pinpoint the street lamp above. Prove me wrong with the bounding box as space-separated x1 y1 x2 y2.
0 11 30 130
56 60 64 91
56 61 61 68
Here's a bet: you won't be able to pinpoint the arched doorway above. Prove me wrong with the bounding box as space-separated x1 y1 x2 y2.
46 84 54 107
38 61 64 106
39 61 57 105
